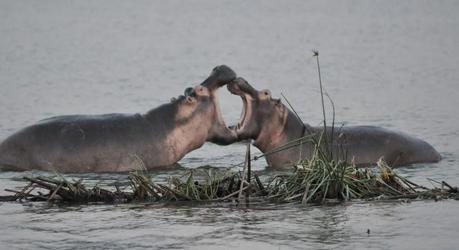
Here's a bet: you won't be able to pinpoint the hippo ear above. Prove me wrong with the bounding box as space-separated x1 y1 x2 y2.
170 97 177 102
186 96 196 104
259 89 272 100
263 90 271 97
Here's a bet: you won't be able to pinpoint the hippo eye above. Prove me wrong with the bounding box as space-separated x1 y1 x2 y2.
264 91 268 95
184 87 194 96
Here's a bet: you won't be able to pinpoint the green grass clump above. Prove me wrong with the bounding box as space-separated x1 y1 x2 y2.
264 138 458 205
266 156 427 204
166 168 240 201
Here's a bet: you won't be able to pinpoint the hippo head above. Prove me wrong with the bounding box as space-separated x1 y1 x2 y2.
167 65 238 146
227 77 298 149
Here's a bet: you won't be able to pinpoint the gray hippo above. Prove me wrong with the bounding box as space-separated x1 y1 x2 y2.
227 77 441 168
0 66 237 172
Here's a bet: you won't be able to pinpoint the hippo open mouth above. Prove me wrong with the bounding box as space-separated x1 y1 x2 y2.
199 65 239 145
227 77 256 134
170 65 239 146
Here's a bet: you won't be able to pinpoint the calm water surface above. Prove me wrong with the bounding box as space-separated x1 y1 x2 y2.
1 0 459 249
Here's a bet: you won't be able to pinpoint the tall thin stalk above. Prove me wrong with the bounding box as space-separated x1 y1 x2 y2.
313 50 332 159
313 50 327 130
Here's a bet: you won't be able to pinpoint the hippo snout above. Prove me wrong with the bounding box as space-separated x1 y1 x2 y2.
212 65 236 82
227 81 242 95
201 65 236 90
228 77 258 97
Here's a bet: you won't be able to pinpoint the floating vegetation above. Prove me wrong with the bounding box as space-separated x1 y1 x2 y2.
266 158 458 204
0 167 266 204
1 157 458 205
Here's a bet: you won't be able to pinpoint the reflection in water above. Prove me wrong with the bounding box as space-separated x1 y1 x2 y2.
3 199 457 250
1 191 459 249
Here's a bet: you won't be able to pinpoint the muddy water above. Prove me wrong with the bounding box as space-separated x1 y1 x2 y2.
1 0 459 249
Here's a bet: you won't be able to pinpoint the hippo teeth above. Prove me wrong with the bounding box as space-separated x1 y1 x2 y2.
237 97 247 130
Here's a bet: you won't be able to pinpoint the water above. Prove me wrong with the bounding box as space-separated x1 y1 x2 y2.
1 0 459 249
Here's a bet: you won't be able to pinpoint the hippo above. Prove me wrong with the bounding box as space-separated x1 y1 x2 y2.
0 65 238 172
227 77 441 168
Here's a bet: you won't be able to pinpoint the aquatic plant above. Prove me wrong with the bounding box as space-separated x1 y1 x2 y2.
1 153 457 205
0 164 265 204
265 155 459 204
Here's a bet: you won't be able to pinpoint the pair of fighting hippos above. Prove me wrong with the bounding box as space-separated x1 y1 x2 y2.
0 66 441 172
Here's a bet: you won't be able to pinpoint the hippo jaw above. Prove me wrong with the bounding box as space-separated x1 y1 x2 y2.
227 77 291 148
227 84 248 132
227 77 266 142
200 65 239 145
206 87 239 145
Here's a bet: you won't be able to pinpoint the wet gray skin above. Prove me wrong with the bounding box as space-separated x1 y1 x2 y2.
0 65 237 172
228 77 441 168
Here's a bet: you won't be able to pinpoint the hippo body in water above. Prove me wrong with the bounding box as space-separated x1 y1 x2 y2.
228 77 441 168
0 66 237 172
